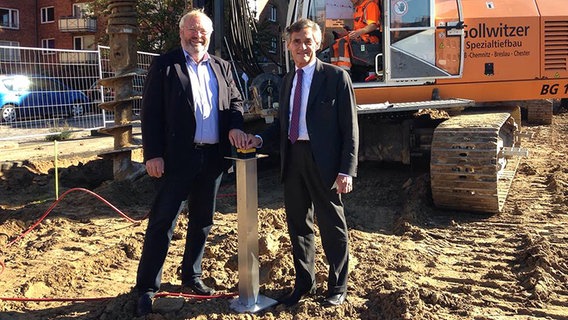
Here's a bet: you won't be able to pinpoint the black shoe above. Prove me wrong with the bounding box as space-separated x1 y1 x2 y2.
322 291 347 307
183 278 215 296
279 286 316 307
136 292 153 317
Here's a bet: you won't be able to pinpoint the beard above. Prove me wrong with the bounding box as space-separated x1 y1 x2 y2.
182 39 209 58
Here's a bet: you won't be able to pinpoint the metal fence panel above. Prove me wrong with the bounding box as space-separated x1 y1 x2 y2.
0 45 159 142
0 46 104 141
97 45 158 126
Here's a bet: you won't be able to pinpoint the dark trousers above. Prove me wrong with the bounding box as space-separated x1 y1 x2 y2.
136 146 223 295
283 141 349 295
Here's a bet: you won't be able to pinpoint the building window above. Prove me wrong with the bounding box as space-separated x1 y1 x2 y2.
269 37 277 54
42 38 55 49
41 39 55 54
74 37 84 50
0 40 18 46
73 3 90 18
0 40 20 61
268 5 277 22
41 7 55 23
0 8 19 29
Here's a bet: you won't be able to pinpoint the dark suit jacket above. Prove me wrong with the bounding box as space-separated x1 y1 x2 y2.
262 59 359 188
141 48 244 175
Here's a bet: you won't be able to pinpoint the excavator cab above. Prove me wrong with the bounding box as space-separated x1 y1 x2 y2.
286 0 465 85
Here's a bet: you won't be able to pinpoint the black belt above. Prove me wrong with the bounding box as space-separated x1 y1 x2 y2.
289 139 310 144
193 143 218 149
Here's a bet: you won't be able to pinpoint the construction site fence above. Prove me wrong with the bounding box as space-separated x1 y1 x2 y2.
0 45 157 142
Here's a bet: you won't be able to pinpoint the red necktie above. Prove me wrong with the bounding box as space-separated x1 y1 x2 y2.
289 68 303 143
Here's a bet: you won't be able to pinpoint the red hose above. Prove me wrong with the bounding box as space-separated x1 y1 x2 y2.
7 187 146 247
0 187 237 303
0 296 116 302
0 291 238 302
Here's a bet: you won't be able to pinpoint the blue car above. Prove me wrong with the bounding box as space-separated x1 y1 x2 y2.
0 75 89 122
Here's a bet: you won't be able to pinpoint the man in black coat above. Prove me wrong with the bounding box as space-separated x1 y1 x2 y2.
247 18 359 307
135 9 247 316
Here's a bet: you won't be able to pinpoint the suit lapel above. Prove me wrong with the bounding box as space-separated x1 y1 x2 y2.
172 50 193 106
307 60 325 111
208 57 224 110
282 71 294 127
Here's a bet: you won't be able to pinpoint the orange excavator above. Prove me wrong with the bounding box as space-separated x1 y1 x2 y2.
264 0 568 213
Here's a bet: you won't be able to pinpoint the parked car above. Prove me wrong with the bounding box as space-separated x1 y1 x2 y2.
0 75 89 122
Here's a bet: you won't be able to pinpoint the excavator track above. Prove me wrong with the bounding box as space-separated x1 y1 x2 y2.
430 112 521 213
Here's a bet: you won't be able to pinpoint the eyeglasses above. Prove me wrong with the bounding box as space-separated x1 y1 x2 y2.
184 27 212 35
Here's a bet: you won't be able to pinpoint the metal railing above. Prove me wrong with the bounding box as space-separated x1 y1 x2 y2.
58 16 98 32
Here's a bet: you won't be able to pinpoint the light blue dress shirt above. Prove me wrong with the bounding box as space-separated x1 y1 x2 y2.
184 50 219 144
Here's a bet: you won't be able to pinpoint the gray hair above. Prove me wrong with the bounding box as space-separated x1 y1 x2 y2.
179 8 213 32
284 18 322 45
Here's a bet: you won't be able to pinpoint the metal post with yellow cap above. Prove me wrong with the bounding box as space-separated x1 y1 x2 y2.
228 148 278 312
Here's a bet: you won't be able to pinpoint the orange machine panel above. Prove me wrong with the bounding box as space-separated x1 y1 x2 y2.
535 0 568 79
452 0 541 83
534 0 568 17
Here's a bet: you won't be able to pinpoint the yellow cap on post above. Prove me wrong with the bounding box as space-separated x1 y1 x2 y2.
236 148 256 159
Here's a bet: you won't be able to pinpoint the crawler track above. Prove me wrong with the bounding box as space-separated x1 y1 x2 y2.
430 112 520 213
389 116 568 319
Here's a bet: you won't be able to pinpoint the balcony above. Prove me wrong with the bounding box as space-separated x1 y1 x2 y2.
58 51 98 64
58 16 97 32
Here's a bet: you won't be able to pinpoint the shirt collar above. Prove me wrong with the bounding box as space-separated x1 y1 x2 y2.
183 48 210 64
295 58 317 78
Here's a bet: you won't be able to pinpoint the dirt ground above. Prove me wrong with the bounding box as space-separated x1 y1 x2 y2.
0 110 567 320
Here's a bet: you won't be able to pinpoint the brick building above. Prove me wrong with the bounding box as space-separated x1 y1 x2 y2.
252 0 288 74
0 0 105 50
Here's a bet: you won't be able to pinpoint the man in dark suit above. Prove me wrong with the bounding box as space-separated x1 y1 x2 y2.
247 18 359 307
135 9 248 317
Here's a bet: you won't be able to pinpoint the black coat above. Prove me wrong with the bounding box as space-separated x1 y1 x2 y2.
141 48 244 174
261 59 358 188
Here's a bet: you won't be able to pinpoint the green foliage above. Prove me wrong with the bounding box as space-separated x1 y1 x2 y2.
45 131 72 141
137 0 189 52
88 0 189 52
86 0 272 71
45 120 73 141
